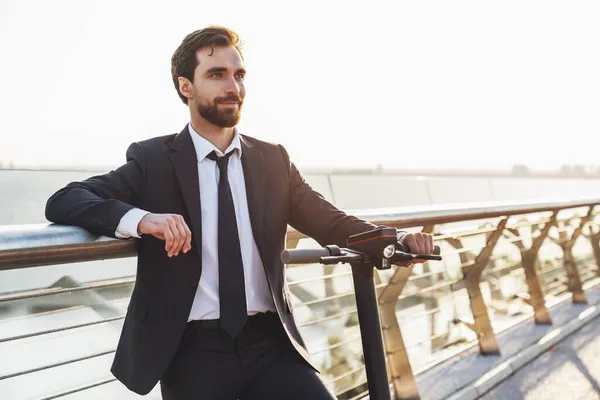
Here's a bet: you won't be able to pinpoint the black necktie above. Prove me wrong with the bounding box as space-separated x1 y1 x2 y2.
207 150 247 337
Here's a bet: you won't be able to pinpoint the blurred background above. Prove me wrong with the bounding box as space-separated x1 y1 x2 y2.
1 0 599 171
1 0 600 224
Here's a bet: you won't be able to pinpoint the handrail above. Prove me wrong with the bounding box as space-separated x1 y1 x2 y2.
2 197 599 271
287 197 600 240
0 224 136 271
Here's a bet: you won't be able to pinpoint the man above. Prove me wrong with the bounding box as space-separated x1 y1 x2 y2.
45 26 435 400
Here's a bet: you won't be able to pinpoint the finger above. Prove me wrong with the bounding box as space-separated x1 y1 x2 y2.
415 233 425 254
167 218 182 257
429 236 435 254
405 235 421 254
180 216 192 253
163 223 175 255
419 233 431 254
173 218 187 256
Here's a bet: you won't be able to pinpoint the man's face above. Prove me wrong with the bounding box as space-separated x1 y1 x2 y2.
190 46 246 127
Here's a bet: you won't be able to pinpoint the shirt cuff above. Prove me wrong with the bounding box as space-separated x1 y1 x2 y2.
396 230 408 242
115 208 149 239
396 230 412 266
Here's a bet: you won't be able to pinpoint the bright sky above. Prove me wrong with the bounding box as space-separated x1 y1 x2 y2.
1 0 599 170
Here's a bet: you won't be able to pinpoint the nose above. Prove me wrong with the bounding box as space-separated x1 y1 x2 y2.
224 77 240 95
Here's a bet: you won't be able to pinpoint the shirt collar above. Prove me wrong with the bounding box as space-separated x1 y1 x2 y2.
188 122 242 163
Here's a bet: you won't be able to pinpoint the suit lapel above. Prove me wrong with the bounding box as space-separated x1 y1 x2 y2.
168 126 203 259
240 135 266 258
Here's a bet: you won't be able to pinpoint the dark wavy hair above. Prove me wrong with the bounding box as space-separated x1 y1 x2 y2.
171 26 243 104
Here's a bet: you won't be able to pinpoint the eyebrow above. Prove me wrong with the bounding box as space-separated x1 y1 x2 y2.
205 67 246 75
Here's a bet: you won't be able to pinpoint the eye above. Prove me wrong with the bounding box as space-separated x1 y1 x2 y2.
211 72 223 78
234 73 245 81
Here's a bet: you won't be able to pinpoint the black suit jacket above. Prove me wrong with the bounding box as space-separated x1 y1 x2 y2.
45 125 379 395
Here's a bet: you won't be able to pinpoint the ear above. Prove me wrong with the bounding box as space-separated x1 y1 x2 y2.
178 77 194 102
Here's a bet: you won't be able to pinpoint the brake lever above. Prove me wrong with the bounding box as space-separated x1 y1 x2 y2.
320 250 366 265
405 253 443 261
320 255 349 264
381 246 443 270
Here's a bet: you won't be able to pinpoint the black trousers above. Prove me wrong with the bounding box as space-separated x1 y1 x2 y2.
160 312 336 400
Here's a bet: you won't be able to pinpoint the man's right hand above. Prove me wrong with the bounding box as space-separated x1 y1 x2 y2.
138 213 192 257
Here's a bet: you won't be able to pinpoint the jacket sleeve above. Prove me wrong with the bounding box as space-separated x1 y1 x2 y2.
45 142 146 238
281 144 379 248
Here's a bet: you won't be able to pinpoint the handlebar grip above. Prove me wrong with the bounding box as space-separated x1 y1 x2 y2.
281 248 333 264
396 242 441 255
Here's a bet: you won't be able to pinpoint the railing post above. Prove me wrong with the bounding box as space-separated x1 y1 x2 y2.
449 218 508 355
286 236 301 250
377 225 434 400
557 207 592 304
505 211 556 324
587 225 600 278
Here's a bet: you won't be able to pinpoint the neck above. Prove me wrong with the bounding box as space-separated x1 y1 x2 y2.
189 113 235 153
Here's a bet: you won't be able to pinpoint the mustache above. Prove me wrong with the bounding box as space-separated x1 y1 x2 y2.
215 95 243 104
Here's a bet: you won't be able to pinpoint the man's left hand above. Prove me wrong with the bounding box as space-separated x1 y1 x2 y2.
400 232 435 254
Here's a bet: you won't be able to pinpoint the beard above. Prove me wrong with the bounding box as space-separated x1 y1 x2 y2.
196 95 243 128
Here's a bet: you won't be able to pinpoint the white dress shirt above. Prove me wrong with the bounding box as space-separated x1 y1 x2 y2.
115 123 275 321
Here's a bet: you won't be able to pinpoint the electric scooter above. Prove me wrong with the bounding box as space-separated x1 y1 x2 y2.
281 227 442 400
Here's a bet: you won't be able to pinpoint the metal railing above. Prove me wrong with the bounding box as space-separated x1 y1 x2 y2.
1 198 600 399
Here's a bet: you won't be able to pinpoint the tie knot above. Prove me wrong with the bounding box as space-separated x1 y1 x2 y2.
207 150 234 171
